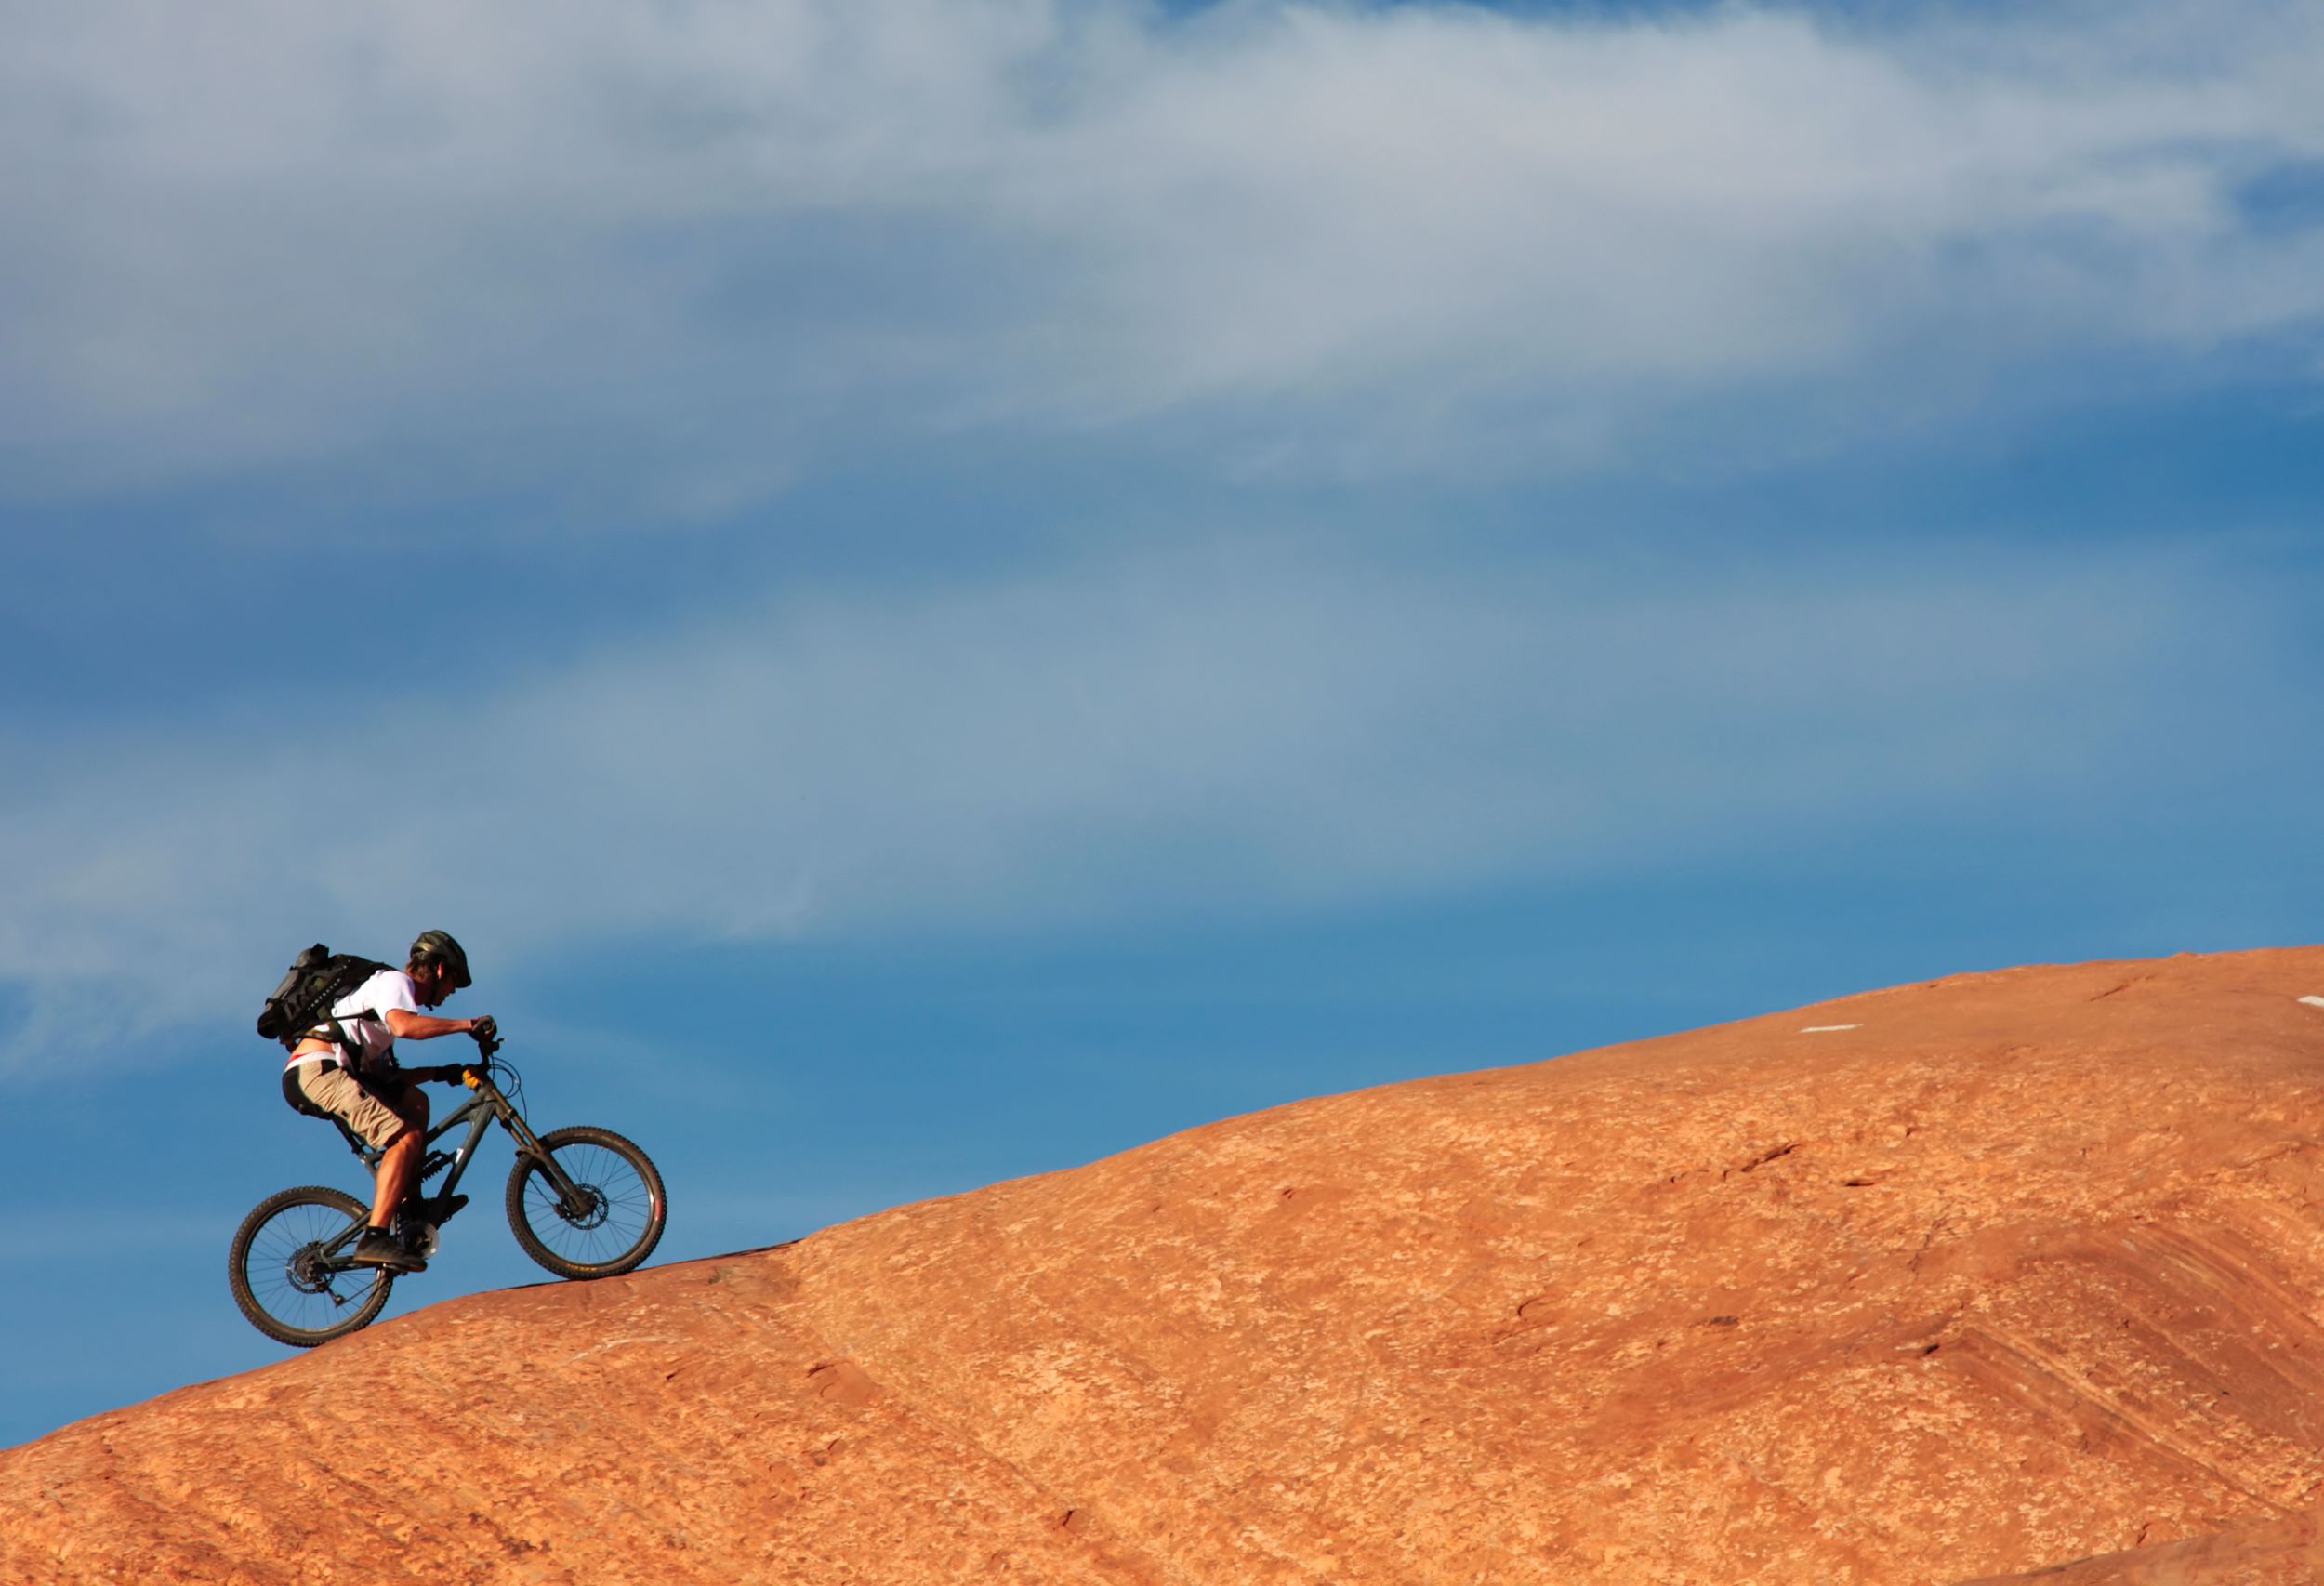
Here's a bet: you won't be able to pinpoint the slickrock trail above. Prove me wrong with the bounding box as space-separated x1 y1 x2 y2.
12 949 2324 1584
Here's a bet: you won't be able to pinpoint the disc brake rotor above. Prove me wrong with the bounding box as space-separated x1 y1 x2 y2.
561 1186 610 1231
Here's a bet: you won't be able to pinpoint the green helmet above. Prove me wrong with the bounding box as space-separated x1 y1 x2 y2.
409 930 473 989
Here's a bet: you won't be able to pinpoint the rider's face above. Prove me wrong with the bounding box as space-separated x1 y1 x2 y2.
417 964 453 1008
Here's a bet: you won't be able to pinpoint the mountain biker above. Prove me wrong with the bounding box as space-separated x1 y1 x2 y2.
284 930 494 1271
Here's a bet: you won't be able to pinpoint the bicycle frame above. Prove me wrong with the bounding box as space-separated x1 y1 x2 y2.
350 1064 597 1222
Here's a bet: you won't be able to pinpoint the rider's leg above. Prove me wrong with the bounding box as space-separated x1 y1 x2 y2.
369 1126 422 1229
360 1077 430 1228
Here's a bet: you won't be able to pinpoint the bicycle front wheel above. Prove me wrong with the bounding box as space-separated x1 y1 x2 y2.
505 1126 666 1280
229 1185 394 1347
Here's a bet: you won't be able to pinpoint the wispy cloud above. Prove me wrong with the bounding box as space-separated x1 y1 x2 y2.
4 0 2322 508
0 534 2285 1068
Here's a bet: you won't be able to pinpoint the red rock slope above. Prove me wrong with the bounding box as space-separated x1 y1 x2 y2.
1964 1507 2324 1585
11 949 2324 1585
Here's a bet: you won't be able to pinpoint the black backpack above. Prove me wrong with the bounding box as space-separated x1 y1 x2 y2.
257 945 390 1052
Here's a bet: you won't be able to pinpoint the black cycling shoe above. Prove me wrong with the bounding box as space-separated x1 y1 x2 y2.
349 1227 426 1272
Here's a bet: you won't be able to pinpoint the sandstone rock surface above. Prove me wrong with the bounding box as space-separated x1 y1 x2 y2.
1964 1506 2324 1584
11 949 2324 1584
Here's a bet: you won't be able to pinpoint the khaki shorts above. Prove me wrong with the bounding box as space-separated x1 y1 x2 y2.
297 1063 429 1150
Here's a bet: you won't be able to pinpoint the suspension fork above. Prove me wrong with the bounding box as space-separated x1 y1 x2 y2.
483 1084 594 1217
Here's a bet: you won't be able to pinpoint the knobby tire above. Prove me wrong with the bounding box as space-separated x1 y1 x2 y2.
229 1184 394 1347
505 1125 667 1280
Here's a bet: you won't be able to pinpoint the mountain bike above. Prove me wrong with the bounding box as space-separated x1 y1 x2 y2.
229 1033 667 1347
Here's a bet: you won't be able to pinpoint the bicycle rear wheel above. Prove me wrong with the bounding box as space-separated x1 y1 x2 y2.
505 1126 666 1279
229 1185 394 1346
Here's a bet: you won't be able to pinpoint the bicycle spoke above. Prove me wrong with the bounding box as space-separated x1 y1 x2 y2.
230 1187 393 1344
526 1145 652 1260
508 1128 665 1279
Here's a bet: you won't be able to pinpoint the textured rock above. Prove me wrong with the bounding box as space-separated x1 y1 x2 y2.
11 948 2324 1584
1962 1507 2324 1584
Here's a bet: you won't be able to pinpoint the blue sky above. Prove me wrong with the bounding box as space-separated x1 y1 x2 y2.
5 0 2324 1448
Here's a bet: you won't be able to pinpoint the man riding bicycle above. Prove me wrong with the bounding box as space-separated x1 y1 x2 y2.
284 930 494 1271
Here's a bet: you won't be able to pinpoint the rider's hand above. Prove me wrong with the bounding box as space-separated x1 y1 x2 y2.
469 1015 497 1046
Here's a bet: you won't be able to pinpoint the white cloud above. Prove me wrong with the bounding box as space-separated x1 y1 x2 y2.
3 0 2322 505
0 535 2278 1069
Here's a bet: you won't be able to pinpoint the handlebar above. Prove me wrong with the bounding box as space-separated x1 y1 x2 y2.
418 1050 499 1087
406 1022 501 1086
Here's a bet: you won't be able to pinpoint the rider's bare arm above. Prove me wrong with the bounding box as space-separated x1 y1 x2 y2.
384 1009 481 1042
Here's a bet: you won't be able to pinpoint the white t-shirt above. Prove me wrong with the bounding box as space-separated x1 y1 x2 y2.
321 969 422 1072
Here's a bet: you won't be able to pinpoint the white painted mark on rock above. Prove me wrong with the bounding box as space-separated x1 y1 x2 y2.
567 1336 680 1364
1802 1024 1861 1034
2301 996 2324 1010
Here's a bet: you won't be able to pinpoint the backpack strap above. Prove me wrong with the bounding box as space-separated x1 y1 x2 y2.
312 961 396 1072
328 1008 396 1074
